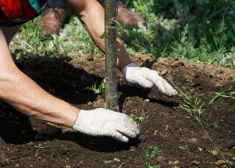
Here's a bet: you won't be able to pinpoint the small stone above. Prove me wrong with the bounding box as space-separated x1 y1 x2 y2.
154 130 158 134
215 69 224 74
157 57 167 64
174 160 180 164
87 101 92 105
65 165 71 168
104 160 112 164
93 99 106 108
188 138 198 143
15 163 20 167
202 134 208 139
86 54 94 61
95 54 104 59
4 158 10 164
229 161 235 167
113 158 120 162
160 68 168 76
168 57 179 63
214 160 226 166
191 160 200 165
165 125 169 131
171 61 184 67
168 161 174 165
156 156 166 163
130 114 136 118
224 140 235 149
169 160 180 165
144 99 150 102
212 150 218 156
130 146 136 152
198 147 203 152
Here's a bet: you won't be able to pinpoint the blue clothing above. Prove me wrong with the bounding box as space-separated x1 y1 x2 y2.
47 0 67 8
46 0 106 8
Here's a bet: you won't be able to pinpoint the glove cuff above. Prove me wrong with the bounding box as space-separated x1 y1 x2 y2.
122 63 138 76
72 110 92 134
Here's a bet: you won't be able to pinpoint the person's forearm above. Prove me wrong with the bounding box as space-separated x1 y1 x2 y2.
1 71 79 127
0 30 78 127
65 0 132 71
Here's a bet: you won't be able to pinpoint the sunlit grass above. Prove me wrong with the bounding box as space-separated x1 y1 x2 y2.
10 0 235 68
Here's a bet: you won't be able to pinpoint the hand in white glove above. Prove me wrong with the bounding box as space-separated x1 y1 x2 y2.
73 108 139 142
122 63 177 96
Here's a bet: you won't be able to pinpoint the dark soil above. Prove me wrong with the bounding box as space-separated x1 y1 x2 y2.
0 54 235 168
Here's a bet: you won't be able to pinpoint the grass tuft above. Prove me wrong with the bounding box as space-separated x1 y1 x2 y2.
11 1 235 68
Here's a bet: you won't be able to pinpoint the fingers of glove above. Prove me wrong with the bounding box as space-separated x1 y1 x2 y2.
112 122 139 138
153 78 178 96
132 74 154 88
123 66 153 88
139 68 177 96
104 127 129 142
162 80 178 96
121 115 140 135
105 110 140 136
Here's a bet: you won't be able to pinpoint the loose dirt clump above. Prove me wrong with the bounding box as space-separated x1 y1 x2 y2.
0 54 234 168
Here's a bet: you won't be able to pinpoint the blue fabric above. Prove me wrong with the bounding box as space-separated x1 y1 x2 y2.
46 0 108 8
98 0 105 7
28 0 43 13
47 0 67 8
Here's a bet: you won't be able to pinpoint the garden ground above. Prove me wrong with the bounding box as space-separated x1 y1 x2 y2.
0 54 235 168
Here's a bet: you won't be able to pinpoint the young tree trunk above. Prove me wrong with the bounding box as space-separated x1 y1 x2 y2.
104 0 119 111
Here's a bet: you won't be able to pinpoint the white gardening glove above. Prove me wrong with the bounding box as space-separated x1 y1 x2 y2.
122 63 178 96
73 108 139 142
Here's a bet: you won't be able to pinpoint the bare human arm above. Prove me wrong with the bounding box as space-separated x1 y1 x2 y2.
0 26 139 142
65 0 178 96
65 0 132 71
0 27 79 127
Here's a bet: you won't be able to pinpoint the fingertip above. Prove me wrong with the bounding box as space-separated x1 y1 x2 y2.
146 82 154 88
108 129 130 142
122 119 140 138
135 128 140 136
120 136 129 143
171 89 178 96
131 123 140 137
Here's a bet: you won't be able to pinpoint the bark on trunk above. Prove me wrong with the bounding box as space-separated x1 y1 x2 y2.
104 0 119 111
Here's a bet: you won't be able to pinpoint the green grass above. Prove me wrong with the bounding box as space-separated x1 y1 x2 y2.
10 16 100 60
208 90 235 105
121 0 235 67
133 116 144 123
10 0 235 68
144 146 161 168
169 78 232 168
91 78 105 94
26 142 50 149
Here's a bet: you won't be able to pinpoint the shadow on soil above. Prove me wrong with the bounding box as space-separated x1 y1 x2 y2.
1 55 146 152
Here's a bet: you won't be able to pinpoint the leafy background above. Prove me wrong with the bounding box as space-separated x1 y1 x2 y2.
10 0 235 68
